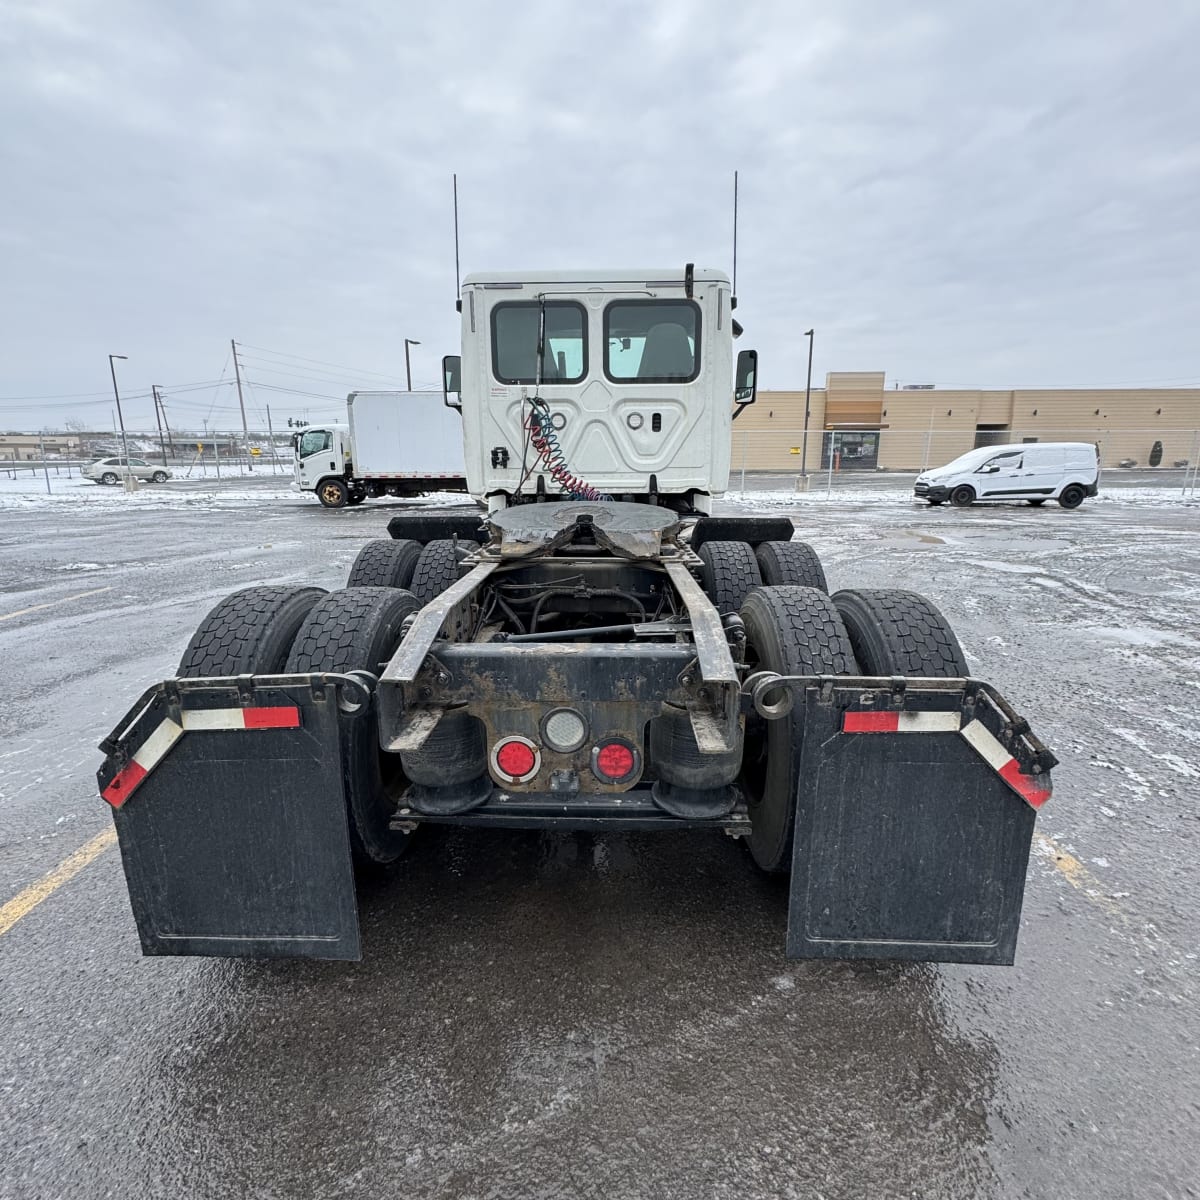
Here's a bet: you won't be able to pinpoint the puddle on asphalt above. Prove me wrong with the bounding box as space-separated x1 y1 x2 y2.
888 528 946 545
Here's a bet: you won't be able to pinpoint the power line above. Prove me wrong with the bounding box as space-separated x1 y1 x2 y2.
246 382 349 402
236 342 407 385
235 357 371 389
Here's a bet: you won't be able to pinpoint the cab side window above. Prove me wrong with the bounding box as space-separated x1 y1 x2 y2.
978 451 1021 472
298 430 332 457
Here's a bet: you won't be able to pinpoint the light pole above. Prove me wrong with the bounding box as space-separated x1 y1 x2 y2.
108 354 130 467
800 329 814 478
404 338 421 391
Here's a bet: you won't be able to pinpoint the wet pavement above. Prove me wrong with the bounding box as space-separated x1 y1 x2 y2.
1 478 1198 1199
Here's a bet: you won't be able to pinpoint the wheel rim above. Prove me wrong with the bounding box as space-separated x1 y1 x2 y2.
320 482 344 505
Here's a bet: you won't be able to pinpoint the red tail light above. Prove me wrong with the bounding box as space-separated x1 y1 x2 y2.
591 739 639 783
492 736 540 783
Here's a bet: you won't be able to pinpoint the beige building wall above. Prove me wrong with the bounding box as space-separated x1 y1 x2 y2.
0 433 82 460
733 374 1200 471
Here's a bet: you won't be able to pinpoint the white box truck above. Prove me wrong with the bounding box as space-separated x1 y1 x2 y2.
293 390 468 507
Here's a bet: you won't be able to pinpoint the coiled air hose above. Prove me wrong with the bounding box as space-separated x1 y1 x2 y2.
524 398 609 501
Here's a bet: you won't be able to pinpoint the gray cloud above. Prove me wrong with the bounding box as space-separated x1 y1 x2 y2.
2 0 1198 430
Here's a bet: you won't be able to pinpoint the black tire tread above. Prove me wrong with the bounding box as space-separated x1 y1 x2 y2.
409 539 460 603
832 588 967 677
286 586 420 676
178 585 327 677
754 540 828 592
347 538 422 589
698 540 762 614
740 585 856 872
286 587 422 865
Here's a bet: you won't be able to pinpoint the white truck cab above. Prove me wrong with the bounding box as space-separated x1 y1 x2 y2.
915 442 1100 509
293 425 352 506
445 267 757 513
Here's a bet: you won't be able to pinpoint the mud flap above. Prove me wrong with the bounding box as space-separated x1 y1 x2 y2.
97 677 361 960
785 682 1052 965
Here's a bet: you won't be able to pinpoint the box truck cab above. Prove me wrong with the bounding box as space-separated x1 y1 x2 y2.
293 425 355 506
915 442 1099 509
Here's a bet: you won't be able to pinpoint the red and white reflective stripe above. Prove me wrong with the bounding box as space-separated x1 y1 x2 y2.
959 718 1051 809
841 707 1050 810
102 717 183 807
101 705 301 809
181 706 300 731
842 710 962 734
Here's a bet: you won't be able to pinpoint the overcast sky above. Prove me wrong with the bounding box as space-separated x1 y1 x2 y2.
2 0 1199 432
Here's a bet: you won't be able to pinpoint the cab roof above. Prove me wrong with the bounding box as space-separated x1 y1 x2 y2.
462 268 730 286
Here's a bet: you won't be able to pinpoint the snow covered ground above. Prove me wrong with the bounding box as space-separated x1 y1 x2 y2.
0 470 471 512
2 465 1196 512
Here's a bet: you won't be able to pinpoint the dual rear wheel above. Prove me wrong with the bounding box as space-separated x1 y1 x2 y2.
178 582 421 867
696 539 967 873
741 583 967 871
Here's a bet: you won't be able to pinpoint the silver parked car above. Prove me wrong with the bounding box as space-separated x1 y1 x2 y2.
84 457 172 485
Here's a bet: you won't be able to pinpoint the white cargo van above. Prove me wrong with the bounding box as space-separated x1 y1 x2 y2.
914 442 1099 508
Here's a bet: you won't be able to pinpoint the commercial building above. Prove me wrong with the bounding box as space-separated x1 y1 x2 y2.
0 432 83 460
733 373 1200 472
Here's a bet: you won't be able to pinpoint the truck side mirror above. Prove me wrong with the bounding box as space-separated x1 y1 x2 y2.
442 355 462 411
732 349 758 419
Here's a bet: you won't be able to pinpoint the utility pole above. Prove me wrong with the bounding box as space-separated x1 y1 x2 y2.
266 404 282 473
151 385 169 465
231 338 252 470
108 354 130 467
158 392 176 457
404 338 420 391
800 330 814 478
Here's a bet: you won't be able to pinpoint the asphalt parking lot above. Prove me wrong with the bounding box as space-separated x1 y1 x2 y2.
1 474 1197 1199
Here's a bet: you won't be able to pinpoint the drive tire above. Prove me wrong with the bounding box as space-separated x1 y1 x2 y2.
152 470 169 483
950 485 975 508
1057 484 1086 509
347 538 422 590
101 472 118 485
178 585 328 677
698 540 762 615
410 539 460 603
740 586 856 873
286 586 423 866
318 478 349 508
755 540 828 592
832 588 968 677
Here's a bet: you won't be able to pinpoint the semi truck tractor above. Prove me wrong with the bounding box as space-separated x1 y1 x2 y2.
99 265 1055 965
293 389 467 507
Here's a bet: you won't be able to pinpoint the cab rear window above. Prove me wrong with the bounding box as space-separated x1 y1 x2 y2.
491 302 587 384
604 300 700 383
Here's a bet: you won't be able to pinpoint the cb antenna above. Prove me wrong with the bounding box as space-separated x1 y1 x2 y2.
453 173 462 311
732 169 739 304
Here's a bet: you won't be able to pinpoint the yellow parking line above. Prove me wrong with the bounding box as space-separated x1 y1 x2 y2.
0 828 117 937
0 586 113 623
1034 832 1125 921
